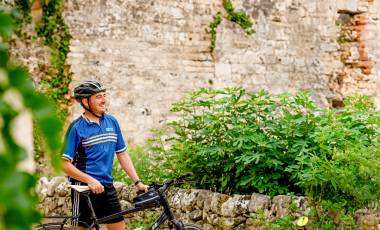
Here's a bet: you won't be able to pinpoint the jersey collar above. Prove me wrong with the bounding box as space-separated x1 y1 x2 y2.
81 113 105 125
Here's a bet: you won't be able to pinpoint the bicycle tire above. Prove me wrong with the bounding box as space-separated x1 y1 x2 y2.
34 225 70 230
183 223 203 230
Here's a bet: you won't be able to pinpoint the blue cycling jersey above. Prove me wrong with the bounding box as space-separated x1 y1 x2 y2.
62 114 127 184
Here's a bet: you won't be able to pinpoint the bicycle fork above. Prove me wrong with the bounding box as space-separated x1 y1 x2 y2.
149 192 185 230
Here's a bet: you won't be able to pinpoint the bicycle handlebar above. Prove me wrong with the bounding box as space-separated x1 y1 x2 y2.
138 172 194 195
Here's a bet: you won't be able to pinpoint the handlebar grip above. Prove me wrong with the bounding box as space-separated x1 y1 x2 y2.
183 172 194 177
177 172 194 181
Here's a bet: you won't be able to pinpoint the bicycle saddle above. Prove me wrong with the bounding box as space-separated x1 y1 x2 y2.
69 185 90 192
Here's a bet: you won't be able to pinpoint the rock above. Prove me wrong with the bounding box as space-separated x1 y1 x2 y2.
221 217 235 230
171 188 187 209
113 181 124 194
203 223 215 230
119 200 133 216
36 177 49 201
122 185 136 202
248 193 271 213
47 177 67 197
55 181 69 197
57 197 66 207
181 189 198 212
355 209 380 230
189 210 203 221
195 189 209 209
44 197 57 214
204 213 220 226
270 195 291 219
220 216 246 230
235 223 246 230
204 192 229 213
63 197 72 215
293 196 309 216
220 195 250 217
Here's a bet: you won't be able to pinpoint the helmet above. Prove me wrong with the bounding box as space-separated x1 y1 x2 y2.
74 80 106 102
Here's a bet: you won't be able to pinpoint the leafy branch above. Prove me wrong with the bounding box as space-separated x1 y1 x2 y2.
0 10 63 229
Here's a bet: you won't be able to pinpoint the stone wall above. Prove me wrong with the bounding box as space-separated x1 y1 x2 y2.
37 177 380 229
63 0 380 144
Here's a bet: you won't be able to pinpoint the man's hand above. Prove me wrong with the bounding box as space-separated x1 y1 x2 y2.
135 181 148 193
62 160 104 194
88 179 104 194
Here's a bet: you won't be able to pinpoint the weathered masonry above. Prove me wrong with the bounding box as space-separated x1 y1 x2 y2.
37 177 380 229
3 0 380 144
63 0 380 144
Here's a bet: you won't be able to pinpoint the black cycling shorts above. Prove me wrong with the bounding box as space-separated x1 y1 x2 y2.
71 183 124 227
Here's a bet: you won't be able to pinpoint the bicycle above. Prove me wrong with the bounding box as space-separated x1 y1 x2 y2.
35 173 203 230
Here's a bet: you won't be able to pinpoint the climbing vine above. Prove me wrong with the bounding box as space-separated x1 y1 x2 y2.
208 0 255 52
8 0 71 162
36 0 71 120
209 12 222 52
10 0 32 36
223 0 255 35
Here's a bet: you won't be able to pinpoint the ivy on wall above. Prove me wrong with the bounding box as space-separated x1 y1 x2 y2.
209 12 222 52
36 0 71 120
209 0 255 52
10 0 32 36
9 0 71 163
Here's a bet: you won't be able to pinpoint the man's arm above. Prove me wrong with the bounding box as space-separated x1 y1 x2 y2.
116 152 148 192
62 159 104 194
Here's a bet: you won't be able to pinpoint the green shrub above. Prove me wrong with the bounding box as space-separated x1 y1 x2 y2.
296 96 380 208
298 141 380 208
168 88 320 195
164 88 379 207
309 200 356 230
116 88 379 213
113 128 179 185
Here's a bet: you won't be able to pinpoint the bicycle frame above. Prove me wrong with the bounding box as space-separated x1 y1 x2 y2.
37 173 195 230
84 182 182 230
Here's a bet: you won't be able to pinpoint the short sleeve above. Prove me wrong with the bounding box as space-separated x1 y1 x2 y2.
62 126 80 161
114 120 127 154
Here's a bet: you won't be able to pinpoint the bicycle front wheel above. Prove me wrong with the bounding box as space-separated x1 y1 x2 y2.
183 223 203 230
34 224 70 230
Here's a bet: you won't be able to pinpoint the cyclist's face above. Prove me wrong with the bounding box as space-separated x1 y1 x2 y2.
88 92 106 114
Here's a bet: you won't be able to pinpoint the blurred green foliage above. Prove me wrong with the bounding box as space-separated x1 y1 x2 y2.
0 10 62 229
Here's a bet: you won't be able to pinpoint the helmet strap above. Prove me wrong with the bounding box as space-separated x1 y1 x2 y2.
82 97 103 118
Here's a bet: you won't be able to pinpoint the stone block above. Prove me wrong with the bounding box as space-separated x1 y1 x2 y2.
270 195 292 219
181 189 198 212
220 195 250 217
248 193 271 213
47 177 67 197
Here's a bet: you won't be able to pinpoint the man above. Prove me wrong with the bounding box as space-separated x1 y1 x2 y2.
62 80 148 229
